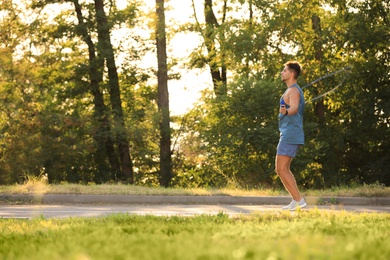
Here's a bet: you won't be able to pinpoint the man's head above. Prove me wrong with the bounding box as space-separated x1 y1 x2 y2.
284 61 301 79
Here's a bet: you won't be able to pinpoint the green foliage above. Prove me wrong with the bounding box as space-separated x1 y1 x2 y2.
123 83 160 186
0 0 388 188
176 78 280 188
0 212 389 259
0 0 159 185
178 0 389 188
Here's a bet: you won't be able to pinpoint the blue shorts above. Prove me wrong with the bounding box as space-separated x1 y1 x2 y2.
277 142 300 158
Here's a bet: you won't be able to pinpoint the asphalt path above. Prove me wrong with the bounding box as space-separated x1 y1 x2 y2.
1 204 389 219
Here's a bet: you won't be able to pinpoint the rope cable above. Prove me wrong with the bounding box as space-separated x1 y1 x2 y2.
302 66 352 103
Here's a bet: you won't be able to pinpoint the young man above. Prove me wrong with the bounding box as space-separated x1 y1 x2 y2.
276 61 307 211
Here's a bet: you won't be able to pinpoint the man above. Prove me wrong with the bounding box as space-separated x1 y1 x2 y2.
276 61 307 211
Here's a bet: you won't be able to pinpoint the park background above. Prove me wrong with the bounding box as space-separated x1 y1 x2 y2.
0 0 388 189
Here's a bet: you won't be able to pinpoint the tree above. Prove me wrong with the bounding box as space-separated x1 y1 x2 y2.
0 0 98 183
334 0 390 185
4 0 137 183
155 0 172 187
191 0 227 96
94 0 134 183
73 0 121 182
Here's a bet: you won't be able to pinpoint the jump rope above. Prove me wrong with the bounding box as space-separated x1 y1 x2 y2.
303 66 352 103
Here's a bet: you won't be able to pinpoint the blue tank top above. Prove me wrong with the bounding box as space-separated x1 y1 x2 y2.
278 84 305 145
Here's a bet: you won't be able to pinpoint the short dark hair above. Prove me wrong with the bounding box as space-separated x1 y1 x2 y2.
285 61 301 79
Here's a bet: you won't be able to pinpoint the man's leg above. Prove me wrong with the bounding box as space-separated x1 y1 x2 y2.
275 154 302 201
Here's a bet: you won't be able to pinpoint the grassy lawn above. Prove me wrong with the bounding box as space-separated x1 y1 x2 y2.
0 210 389 260
0 181 389 197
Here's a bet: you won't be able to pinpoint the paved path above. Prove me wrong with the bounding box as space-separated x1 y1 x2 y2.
1 194 389 206
1 194 389 219
1 204 389 219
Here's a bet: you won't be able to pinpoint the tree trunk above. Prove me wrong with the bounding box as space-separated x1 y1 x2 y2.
94 0 133 183
156 0 172 187
311 14 326 125
204 0 227 96
73 0 121 182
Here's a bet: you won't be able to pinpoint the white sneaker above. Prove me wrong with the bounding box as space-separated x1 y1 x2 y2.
282 200 296 210
289 198 307 211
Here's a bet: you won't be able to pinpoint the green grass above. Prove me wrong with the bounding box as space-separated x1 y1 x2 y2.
0 210 389 259
0 181 389 197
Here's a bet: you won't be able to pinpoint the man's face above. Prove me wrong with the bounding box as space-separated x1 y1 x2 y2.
281 66 293 82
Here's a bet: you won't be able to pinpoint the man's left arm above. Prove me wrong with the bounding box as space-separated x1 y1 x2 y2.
286 88 300 115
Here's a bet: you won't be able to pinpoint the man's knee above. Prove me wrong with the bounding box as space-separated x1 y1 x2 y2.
275 155 290 174
275 166 281 175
